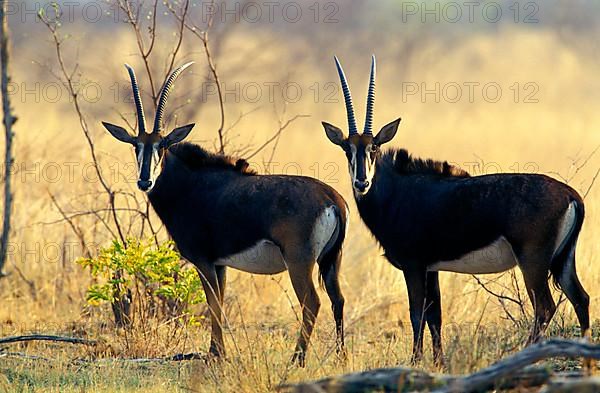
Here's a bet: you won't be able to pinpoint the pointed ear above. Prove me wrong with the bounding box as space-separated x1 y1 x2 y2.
374 118 401 146
102 121 136 144
162 123 195 147
322 122 346 146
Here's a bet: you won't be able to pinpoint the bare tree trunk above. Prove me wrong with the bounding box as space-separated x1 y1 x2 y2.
0 0 15 276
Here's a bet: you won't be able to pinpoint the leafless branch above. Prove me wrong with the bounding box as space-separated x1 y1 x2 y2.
38 8 126 245
166 0 227 153
583 166 600 199
9 258 36 300
118 0 159 105
165 0 189 77
0 335 96 346
549 143 600 199
471 275 523 309
245 115 309 160
48 191 92 258
470 271 530 330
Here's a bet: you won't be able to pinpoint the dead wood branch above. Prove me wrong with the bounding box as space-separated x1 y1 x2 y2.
540 376 600 393
0 351 53 361
442 338 598 392
0 335 96 346
85 352 208 363
0 347 207 364
280 338 600 393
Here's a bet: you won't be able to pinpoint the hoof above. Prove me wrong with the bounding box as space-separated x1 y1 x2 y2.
410 354 423 366
582 331 597 376
291 351 306 368
583 358 596 376
336 347 348 364
208 343 225 360
433 355 446 370
525 333 542 346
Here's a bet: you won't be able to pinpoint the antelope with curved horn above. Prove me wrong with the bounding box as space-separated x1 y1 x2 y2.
323 56 590 365
103 63 349 366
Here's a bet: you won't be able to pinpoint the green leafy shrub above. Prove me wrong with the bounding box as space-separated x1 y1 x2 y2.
77 238 204 326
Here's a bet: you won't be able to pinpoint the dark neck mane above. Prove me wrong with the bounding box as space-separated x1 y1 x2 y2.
167 142 256 175
380 148 470 177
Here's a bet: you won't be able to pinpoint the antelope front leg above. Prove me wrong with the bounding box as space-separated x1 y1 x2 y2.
425 271 444 367
403 268 427 364
198 265 226 358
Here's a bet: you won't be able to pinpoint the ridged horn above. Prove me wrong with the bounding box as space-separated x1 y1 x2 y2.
152 62 194 134
124 64 147 135
363 55 376 135
334 56 358 136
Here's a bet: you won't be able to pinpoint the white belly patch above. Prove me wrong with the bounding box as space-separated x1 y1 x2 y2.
215 240 287 274
429 236 518 274
311 206 338 260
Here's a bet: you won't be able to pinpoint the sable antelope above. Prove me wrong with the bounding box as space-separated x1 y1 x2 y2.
323 56 590 365
102 63 349 366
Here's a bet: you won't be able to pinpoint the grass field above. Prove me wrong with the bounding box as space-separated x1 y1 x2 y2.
1 8 600 392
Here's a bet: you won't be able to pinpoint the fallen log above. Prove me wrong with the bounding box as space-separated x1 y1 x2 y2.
540 376 600 393
281 338 599 393
0 334 96 346
440 339 599 392
79 352 209 363
0 334 209 363
0 351 53 361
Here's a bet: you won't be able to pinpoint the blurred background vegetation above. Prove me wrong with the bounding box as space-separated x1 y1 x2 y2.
1 0 600 391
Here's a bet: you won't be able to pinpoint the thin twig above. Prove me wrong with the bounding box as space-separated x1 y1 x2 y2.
245 115 309 160
583 166 600 199
166 0 226 153
38 9 126 245
48 191 92 258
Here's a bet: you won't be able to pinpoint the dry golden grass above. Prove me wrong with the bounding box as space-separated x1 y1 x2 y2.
0 26 599 391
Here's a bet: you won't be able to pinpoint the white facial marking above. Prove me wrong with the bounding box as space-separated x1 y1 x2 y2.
349 144 363 198
364 143 376 191
137 143 163 191
136 143 145 178
348 144 357 184
149 143 161 183
351 143 376 197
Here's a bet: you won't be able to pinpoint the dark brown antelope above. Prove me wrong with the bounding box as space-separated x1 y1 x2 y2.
102 63 349 366
323 56 590 365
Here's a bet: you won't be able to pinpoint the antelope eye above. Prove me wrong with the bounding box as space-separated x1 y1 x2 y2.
342 144 352 158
